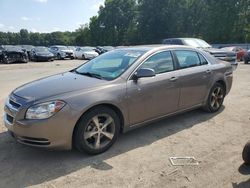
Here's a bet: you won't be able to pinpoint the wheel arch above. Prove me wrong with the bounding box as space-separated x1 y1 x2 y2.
215 79 226 92
72 103 125 147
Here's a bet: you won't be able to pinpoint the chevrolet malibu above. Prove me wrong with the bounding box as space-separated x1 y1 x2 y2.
4 45 233 154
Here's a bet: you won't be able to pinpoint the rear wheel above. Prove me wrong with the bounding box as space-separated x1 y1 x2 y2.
243 141 250 165
203 83 225 113
74 106 120 154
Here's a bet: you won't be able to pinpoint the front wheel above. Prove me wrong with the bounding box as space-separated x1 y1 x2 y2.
203 83 225 113
74 106 121 154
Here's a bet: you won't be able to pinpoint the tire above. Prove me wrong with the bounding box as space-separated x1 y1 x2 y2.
243 141 250 165
82 54 86 60
57 53 62 60
203 83 225 113
74 106 121 155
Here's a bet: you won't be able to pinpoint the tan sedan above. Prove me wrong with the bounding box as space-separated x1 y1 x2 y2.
4 45 233 154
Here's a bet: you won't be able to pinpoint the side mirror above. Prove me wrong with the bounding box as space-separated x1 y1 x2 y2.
132 68 155 80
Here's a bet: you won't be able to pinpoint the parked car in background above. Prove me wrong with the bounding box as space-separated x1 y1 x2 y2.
30 47 55 62
0 45 28 64
242 141 250 164
67 46 77 58
95 46 114 54
221 46 246 61
162 38 238 67
75 47 99 60
4 45 233 154
49 45 74 60
243 49 250 64
19 45 35 60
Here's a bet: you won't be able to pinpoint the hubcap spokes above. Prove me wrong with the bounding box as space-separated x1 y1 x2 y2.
84 115 115 150
211 87 223 109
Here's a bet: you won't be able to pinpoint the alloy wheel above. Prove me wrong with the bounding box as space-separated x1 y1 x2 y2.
210 86 224 110
84 114 115 150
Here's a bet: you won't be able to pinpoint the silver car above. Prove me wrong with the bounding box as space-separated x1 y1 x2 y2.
75 47 99 60
4 45 233 154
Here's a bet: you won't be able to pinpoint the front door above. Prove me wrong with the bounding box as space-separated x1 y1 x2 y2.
126 51 180 125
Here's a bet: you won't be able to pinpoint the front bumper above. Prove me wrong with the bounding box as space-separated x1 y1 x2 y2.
35 55 54 61
3 95 77 150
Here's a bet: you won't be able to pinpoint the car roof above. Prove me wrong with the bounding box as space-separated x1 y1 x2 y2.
115 44 198 52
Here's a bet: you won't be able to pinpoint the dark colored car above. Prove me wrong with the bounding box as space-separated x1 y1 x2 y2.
0 45 28 64
4 45 233 154
19 45 35 60
30 47 55 62
95 46 114 55
243 141 250 164
243 50 250 64
221 46 247 61
162 38 238 67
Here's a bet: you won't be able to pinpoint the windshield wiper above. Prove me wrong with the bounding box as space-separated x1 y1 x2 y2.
75 70 104 80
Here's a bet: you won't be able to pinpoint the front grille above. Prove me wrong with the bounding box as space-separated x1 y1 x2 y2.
8 53 21 58
66 52 73 56
6 114 14 124
17 136 50 146
9 99 21 109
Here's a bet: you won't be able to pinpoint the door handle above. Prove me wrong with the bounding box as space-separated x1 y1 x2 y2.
169 77 178 82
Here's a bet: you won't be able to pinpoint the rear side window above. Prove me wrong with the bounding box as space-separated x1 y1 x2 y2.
140 51 174 74
175 50 200 69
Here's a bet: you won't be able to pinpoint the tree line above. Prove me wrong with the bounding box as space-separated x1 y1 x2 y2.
0 0 249 46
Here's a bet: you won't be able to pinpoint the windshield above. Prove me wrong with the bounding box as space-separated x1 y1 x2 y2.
35 47 50 52
183 39 211 48
75 49 145 80
21 45 34 50
81 47 94 51
58 46 68 50
103 46 114 50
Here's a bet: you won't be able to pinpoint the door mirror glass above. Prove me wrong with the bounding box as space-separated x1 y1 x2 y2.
133 68 155 80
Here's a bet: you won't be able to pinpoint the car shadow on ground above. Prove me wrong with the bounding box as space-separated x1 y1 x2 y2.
231 163 250 187
0 107 224 187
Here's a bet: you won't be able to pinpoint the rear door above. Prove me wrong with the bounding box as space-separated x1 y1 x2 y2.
173 50 212 109
126 51 181 125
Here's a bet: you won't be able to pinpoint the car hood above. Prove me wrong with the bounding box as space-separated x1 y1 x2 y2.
13 72 107 101
36 52 54 56
84 51 98 55
202 47 235 55
61 50 74 53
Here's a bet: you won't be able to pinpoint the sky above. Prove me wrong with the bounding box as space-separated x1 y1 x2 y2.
0 0 105 33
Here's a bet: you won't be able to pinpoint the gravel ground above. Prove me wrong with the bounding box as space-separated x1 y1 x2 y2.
0 60 249 188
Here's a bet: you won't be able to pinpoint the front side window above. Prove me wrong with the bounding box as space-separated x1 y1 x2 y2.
175 50 200 69
140 51 174 74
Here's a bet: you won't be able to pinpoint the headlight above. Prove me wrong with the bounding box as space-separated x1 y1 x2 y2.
26 100 65 120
